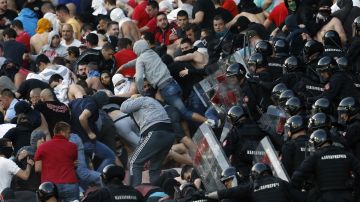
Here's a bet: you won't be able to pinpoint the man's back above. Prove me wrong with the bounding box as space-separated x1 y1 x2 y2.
34 135 78 184
3 40 26 65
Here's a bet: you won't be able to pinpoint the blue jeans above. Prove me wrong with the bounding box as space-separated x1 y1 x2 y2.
159 80 193 121
69 134 101 189
56 183 79 201
83 140 116 172
187 90 206 115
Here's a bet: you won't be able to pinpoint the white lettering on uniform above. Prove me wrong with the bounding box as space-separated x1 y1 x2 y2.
246 150 266 155
114 195 138 200
254 183 280 192
306 85 324 92
321 154 347 160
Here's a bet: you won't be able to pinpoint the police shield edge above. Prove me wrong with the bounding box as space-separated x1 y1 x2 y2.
190 123 234 192
254 136 290 182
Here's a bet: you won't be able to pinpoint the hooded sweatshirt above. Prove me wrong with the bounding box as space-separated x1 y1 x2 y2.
133 40 173 95
39 31 68 61
14 8 38 36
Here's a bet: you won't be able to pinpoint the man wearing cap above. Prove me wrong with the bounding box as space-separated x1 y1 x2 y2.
69 91 116 172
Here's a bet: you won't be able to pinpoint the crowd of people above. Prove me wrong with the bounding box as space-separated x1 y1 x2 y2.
0 0 359 201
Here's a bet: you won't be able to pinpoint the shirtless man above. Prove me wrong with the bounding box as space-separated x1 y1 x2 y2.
227 11 265 28
49 74 86 102
314 5 347 45
174 37 208 69
110 8 141 42
30 18 52 54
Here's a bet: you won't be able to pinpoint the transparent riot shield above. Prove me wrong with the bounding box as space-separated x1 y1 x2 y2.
258 105 287 136
190 124 234 192
253 136 290 182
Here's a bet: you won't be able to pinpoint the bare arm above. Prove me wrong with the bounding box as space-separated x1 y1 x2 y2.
333 18 347 46
192 11 205 25
174 53 196 62
35 160 42 173
16 159 34 180
263 18 273 29
79 109 93 135
36 113 50 139
262 0 272 11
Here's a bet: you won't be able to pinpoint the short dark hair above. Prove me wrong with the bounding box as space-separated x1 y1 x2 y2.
177 10 188 18
0 138 11 148
1 89 15 98
184 23 198 32
81 23 94 33
156 12 167 19
142 32 155 45
107 21 118 30
3 28 17 39
86 33 99 46
213 15 224 22
102 43 114 52
67 46 80 57
180 37 192 45
53 57 66 66
11 20 24 29
118 38 132 49
147 1 159 10
56 4 70 14
104 0 116 5
53 121 71 135
49 74 63 84
87 62 98 70
35 54 50 65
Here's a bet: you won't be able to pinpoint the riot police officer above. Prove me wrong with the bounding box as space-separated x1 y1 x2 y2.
225 63 271 121
222 105 266 178
308 56 360 104
291 129 360 202
37 182 58 202
347 16 360 76
271 83 288 105
323 30 345 59
284 97 304 117
308 112 347 148
281 115 309 176
268 39 289 80
302 40 324 83
247 52 273 82
337 97 360 158
207 163 304 202
82 165 143 202
278 89 295 109
280 56 306 90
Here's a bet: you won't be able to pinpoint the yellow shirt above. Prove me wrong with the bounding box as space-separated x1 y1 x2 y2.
66 18 81 40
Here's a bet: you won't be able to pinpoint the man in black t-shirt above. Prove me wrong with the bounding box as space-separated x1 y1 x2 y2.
34 89 70 137
191 0 215 29
0 0 18 29
16 79 50 100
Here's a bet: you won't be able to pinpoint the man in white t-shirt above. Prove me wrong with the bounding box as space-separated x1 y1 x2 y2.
60 24 81 48
0 138 33 192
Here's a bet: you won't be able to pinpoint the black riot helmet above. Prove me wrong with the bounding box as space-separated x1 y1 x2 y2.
353 16 360 37
336 56 349 71
284 115 306 136
250 163 272 180
102 164 126 183
225 63 246 80
309 129 332 149
303 40 324 64
283 56 301 73
227 105 247 125
220 167 237 182
248 52 267 72
255 40 273 56
271 83 288 105
316 55 337 73
273 39 289 56
338 97 360 125
37 182 58 202
312 97 331 115
308 112 332 132
279 89 295 107
284 97 302 116
323 30 341 47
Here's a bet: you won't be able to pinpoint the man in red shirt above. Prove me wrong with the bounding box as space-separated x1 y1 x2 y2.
114 38 137 78
11 20 30 51
139 1 159 33
154 12 177 45
34 122 79 202
263 1 288 29
132 0 150 28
